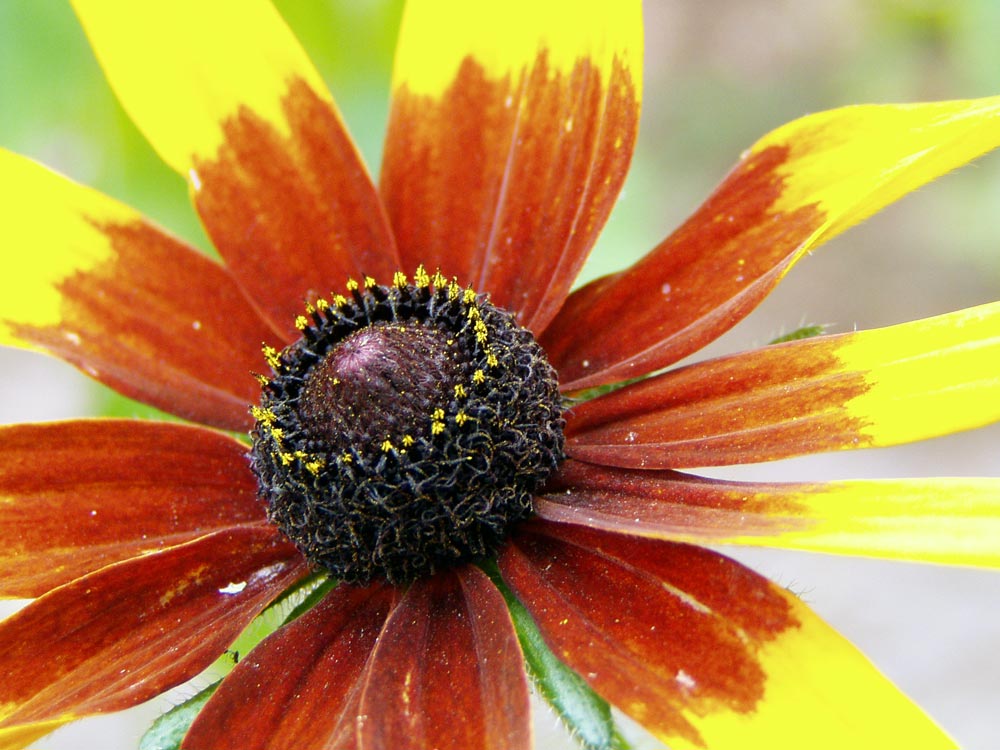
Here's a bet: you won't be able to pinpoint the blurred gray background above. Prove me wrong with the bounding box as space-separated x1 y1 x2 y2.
1 1 998 747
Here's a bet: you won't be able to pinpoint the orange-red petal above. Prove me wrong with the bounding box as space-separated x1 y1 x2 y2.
500 522 953 749
566 303 1000 468
71 1 399 337
0 149 272 431
537 460 1000 568
0 419 264 598
0 524 306 746
186 582 398 750
358 566 531 750
380 0 641 330
544 96 1000 389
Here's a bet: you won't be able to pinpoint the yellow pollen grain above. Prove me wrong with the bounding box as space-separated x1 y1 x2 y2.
332 294 347 307
364 275 377 288
431 421 445 435
305 460 324 475
486 352 499 367
432 408 445 421
393 270 408 287
262 344 281 370
251 405 275 424
455 411 469 426
473 369 486 384
402 434 415 447
432 270 447 288
381 439 395 453
315 298 330 311
254 373 270 386
279 451 295 466
346 278 359 291
294 315 309 330
268 426 284 440
340 452 353 464
448 282 461 300
414 265 430 287
463 288 477 304
454 384 467 398
467 306 481 321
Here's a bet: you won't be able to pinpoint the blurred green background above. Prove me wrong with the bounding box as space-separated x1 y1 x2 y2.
1 1 999 748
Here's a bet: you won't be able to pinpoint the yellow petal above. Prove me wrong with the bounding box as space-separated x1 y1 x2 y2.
678 593 955 750
393 0 642 100
841 302 1000 446
566 302 1000 468
0 148 124 343
546 95 1000 389
69 0 330 175
0 148 272 430
0 716 74 750
538 462 1000 568
761 95 1000 247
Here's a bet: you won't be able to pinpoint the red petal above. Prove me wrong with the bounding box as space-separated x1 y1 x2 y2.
535 459 797 540
500 522 794 745
545 96 1000 390
192 78 400 339
537 460 1000 569
186 582 398 750
500 521 950 748
0 150 274 431
0 419 264 597
564 335 869 468
0 524 305 737
358 567 531 750
544 145 822 389
380 5 640 331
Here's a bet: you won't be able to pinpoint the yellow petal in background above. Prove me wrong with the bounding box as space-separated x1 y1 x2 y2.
69 0 331 174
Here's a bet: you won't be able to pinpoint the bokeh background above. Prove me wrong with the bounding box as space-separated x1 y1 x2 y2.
2 1 999 747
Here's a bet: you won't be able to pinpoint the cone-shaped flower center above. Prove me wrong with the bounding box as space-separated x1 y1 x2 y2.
250 270 565 584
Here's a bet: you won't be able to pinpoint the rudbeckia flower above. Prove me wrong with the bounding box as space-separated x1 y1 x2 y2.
2 1 999 749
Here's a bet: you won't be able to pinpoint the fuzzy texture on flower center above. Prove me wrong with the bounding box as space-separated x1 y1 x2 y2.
250 269 565 584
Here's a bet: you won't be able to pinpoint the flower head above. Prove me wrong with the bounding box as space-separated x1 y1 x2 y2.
1 2 1000 749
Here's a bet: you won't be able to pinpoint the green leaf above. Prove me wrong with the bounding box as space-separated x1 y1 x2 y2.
479 560 631 750
769 323 827 344
139 681 219 750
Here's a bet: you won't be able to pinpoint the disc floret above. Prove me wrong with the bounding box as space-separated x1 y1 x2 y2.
250 268 565 584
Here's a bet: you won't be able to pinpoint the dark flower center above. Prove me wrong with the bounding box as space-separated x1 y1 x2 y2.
250 269 565 584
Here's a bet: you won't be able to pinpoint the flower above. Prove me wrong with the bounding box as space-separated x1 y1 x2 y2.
1 1 999 749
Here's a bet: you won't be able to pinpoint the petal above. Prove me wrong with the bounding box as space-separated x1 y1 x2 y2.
566 303 1000 468
0 419 265 598
544 95 1000 389
186 582 398 750
359 567 531 750
380 0 641 330
537 460 1000 568
0 524 306 746
500 522 954 750
0 149 272 431
71 0 399 335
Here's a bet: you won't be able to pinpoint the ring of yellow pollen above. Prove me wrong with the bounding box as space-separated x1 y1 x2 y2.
250 268 565 584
